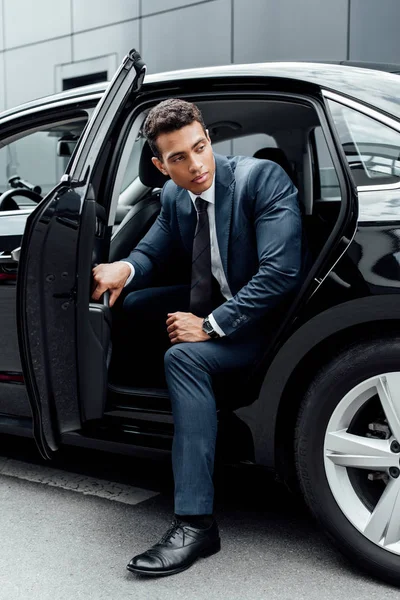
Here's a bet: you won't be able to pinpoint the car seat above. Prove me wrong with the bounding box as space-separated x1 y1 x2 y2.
109 142 168 262
253 147 297 185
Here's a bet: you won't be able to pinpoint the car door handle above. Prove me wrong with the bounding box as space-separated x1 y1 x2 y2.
102 290 110 307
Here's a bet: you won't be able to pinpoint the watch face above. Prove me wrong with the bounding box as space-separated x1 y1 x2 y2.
203 318 218 338
203 319 212 334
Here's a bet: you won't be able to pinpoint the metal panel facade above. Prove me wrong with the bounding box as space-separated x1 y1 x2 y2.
350 0 400 62
4 38 72 108
73 21 140 64
3 0 71 48
234 0 348 62
141 0 206 16
0 47 4 112
142 0 231 73
72 0 140 33
0 0 4 52
0 0 400 108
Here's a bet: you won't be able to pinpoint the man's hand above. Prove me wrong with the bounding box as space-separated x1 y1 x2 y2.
92 262 131 307
166 312 210 344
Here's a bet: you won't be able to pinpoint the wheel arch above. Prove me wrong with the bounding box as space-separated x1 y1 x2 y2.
251 295 400 476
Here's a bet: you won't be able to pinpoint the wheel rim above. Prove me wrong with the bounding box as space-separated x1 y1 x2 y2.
324 372 400 554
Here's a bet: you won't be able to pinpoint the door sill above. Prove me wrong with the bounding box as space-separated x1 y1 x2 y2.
107 382 171 415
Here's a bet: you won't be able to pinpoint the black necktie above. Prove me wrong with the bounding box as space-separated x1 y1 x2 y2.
190 197 213 317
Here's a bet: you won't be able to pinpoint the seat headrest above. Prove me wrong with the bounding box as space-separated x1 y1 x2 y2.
139 141 169 188
253 147 294 181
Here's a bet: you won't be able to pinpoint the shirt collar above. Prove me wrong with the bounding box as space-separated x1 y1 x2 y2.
187 176 215 205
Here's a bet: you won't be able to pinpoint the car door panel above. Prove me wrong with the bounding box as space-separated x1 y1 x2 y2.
17 49 146 459
234 90 359 468
18 184 83 453
75 195 110 423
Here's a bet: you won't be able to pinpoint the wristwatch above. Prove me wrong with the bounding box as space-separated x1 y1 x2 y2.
202 315 221 339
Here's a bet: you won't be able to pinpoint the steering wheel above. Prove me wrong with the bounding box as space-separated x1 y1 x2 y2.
0 188 43 211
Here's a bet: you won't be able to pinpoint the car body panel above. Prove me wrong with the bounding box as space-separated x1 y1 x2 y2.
143 63 400 119
0 87 104 124
352 224 400 294
0 57 399 472
16 50 146 458
1 61 400 125
253 294 400 469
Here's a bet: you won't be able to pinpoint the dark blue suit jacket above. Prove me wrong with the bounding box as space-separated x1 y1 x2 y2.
125 153 304 336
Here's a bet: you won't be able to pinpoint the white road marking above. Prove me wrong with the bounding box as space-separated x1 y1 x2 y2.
0 457 159 505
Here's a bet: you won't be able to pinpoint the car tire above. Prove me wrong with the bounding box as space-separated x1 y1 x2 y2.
295 337 400 585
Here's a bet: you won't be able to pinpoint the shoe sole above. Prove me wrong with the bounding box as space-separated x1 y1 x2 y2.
126 539 221 577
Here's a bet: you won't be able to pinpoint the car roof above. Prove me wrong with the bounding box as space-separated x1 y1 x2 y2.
2 61 400 121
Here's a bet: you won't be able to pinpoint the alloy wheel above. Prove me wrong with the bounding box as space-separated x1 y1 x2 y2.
324 372 400 554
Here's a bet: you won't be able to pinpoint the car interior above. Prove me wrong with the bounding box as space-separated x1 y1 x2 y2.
100 97 344 415
110 98 341 262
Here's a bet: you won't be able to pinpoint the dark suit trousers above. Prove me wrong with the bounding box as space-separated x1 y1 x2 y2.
122 285 266 515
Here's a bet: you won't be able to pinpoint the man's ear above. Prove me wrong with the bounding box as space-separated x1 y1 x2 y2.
151 156 168 176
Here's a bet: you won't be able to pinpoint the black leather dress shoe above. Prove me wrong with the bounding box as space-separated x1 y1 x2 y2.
127 518 220 576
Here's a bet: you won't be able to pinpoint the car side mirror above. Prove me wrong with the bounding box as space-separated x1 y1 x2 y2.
11 247 21 262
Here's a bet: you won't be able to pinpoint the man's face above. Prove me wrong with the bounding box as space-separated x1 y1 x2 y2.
151 121 215 194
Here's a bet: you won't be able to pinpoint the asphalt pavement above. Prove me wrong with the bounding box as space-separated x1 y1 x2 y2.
0 435 399 600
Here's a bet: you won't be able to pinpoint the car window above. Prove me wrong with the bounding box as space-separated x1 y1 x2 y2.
232 133 277 156
0 118 88 207
120 136 145 192
328 100 400 187
212 133 277 156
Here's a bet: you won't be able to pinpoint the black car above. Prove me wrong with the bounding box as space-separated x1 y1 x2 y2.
2 51 400 584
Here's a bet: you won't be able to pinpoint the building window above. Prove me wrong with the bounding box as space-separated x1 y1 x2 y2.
62 72 108 91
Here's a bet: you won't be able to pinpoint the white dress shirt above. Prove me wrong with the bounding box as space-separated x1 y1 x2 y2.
123 177 231 336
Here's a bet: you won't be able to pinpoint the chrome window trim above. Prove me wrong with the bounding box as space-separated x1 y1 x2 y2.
0 94 102 128
357 182 400 192
322 89 400 193
322 90 400 132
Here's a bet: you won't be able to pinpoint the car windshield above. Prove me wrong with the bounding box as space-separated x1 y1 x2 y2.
0 119 88 205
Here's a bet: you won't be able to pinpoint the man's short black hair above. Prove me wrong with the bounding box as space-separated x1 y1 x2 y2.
143 98 207 160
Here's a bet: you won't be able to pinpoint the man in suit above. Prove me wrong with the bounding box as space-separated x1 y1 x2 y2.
92 98 304 576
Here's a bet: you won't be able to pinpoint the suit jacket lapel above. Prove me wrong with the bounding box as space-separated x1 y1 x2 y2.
214 153 235 284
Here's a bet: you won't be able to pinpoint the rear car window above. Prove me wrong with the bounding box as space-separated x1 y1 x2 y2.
328 100 400 187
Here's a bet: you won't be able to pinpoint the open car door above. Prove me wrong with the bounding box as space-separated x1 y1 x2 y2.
17 49 146 459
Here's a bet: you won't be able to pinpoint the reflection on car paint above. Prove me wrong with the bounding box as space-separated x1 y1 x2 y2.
358 189 400 222
352 225 400 290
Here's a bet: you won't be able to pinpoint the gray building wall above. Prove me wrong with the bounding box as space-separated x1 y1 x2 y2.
0 0 400 110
